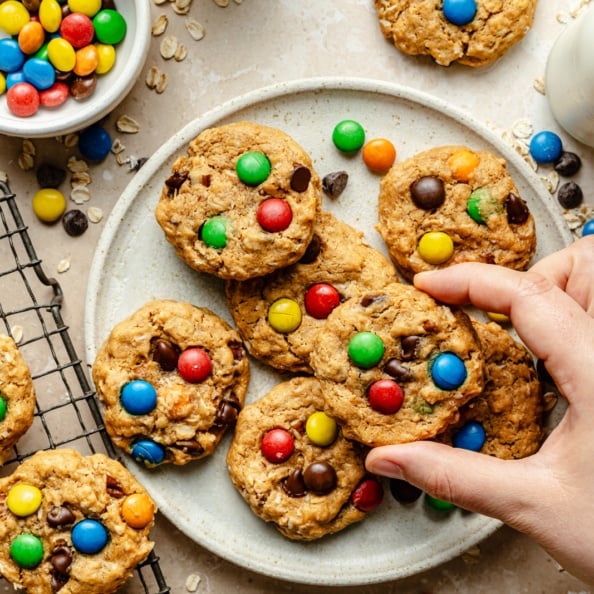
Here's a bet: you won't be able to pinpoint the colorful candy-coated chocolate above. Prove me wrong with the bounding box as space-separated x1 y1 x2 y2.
418 231 454 264
582 219 594 236
6 71 26 90
23 57 56 90
442 0 477 25
261 427 294 463
0 395 6 420
7 81 39 116
0 73 5 96
68 0 102 17
267 297 302 333
348 331 384 369
78 124 112 161
389 478 422 504
18 21 46 55
39 81 70 107
60 12 95 48
453 420 486 451
303 461 337 494
39 0 63 33
73 44 99 76
121 493 155 529
47 37 76 72
32 188 66 222
7 484 43 517
466 188 500 224
529 130 563 164
486 311 510 324
332 119 365 152
10 534 44 568
0 38 26 73
93 9 127 44
71 518 108 554
131 438 166 466
120 380 158 415
0 1 31 36
430 351 467 390
256 197 293 232
304 283 340 319
447 148 479 182
200 215 228 248
367 379 404 414
95 43 116 74
351 477 384 512
426 494 456 511
177 347 212 383
236 151 271 186
410 175 445 210
305 411 338 446
362 137 396 173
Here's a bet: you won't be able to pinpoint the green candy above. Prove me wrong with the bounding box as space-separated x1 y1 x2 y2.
348 331 384 369
200 216 228 249
466 188 500 224
10 534 44 568
0 395 6 421
236 152 271 186
93 10 127 45
426 494 456 512
332 120 365 152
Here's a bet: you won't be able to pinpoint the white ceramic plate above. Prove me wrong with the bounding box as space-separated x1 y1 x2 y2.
85 78 572 586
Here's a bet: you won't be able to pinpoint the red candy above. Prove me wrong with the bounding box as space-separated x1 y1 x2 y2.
304 283 341 319
257 198 292 232
351 477 384 512
367 379 404 415
177 347 212 383
39 82 70 107
6 82 40 117
261 428 294 463
60 13 95 48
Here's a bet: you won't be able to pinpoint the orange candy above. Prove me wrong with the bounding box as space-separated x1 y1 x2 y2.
18 21 45 54
73 44 99 76
362 137 396 173
447 149 480 182
121 493 155 529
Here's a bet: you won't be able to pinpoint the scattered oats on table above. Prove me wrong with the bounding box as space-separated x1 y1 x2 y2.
160 35 179 59
57 258 71 273
87 206 104 223
10 325 23 344
152 14 168 36
116 115 141 134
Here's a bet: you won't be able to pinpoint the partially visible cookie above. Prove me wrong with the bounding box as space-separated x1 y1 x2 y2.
310 282 485 447
225 211 399 373
92 299 249 466
377 145 537 281
155 121 322 280
0 448 155 594
438 320 546 459
374 0 537 67
0 335 35 464
226 377 384 541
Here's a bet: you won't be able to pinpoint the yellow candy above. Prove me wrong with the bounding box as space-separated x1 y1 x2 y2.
418 231 454 265
487 311 511 324
32 188 66 223
0 1 30 36
267 298 302 333
448 149 480 182
95 44 116 75
39 0 63 33
0 73 6 96
67 0 102 18
121 493 155 529
7 484 43 517
306 411 338 447
47 38 76 73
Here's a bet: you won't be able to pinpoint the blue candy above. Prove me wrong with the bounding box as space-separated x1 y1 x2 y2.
6 71 26 90
71 519 109 554
430 352 467 390
78 124 112 161
23 58 56 91
120 380 157 415
131 438 166 467
0 38 25 73
582 219 594 236
529 131 563 164
453 421 486 451
442 0 477 26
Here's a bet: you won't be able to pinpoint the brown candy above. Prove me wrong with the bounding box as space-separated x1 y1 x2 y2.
303 461 337 494
410 176 445 210
505 192 530 225
70 74 97 100
290 165 312 192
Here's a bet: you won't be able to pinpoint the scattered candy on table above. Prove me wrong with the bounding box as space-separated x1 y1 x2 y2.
77 123 112 161
62 208 89 236
332 119 365 152
362 137 396 173
557 181 583 209
351 477 384 512
529 130 563 164
32 187 66 222
426 494 456 512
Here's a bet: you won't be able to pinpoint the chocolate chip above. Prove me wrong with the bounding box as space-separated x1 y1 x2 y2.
360 294 383 307
384 358 412 382
50 545 73 573
106 475 125 498
201 174 211 187
303 461 337 494
505 192 530 225
557 181 583 209
410 176 445 210
151 339 179 371
389 478 422 504
214 400 240 427
299 234 321 263
62 209 89 237
401 336 420 361
290 165 312 192
51 572 70 592
229 341 245 360
322 170 348 198
47 505 76 527
165 170 189 194
36 163 66 188
175 440 205 455
283 469 307 497
554 151 582 177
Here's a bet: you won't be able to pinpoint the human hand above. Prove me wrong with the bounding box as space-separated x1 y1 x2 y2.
365 236 594 583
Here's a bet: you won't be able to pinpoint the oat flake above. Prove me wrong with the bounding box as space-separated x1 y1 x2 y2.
111 138 126 154
57 258 71 273
174 43 188 61
70 185 91 204
511 118 533 139
185 573 201 592
185 17 205 41
214 0 229 6
152 14 169 36
87 206 103 223
22 139 36 156
67 156 89 174
160 35 179 59
533 76 546 95
116 115 141 134
17 152 35 171
10 325 23 344
64 133 79 149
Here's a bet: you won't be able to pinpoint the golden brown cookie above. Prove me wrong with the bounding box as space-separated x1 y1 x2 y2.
92 299 249 466
0 334 35 465
377 145 536 281
309 282 485 447
374 0 537 67
0 448 155 594
226 377 384 541
155 121 322 280
225 211 399 374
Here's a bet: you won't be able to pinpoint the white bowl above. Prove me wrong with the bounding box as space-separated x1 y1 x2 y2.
0 0 151 138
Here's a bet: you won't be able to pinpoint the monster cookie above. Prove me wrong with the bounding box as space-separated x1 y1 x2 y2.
0 335 36 465
309 282 485 447
155 121 322 280
92 299 249 466
0 448 155 594
438 320 546 459
225 211 399 374
226 377 384 541
377 145 536 281
374 0 537 67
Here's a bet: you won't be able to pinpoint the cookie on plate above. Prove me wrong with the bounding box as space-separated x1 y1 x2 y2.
226 377 384 541
377 145 536 281
0 334 36 464
0 448 155 594
309 282 485 447
155 121 322 280
92 299 249 466
225 211 399 374
437 320 546 459
374 0 537 67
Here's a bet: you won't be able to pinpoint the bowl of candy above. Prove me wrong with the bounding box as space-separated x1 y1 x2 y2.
0 0 151 138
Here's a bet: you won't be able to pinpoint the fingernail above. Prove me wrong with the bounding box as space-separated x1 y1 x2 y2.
366 459 404 479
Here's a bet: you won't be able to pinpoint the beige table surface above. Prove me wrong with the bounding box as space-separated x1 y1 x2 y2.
1 1 594 592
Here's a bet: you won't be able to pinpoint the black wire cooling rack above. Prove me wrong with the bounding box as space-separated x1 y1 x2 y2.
0 180 170 594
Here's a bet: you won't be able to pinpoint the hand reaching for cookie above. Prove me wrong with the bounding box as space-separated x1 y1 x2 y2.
365 236 594 584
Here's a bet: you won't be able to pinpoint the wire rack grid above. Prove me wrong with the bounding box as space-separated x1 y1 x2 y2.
0 180 170 594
